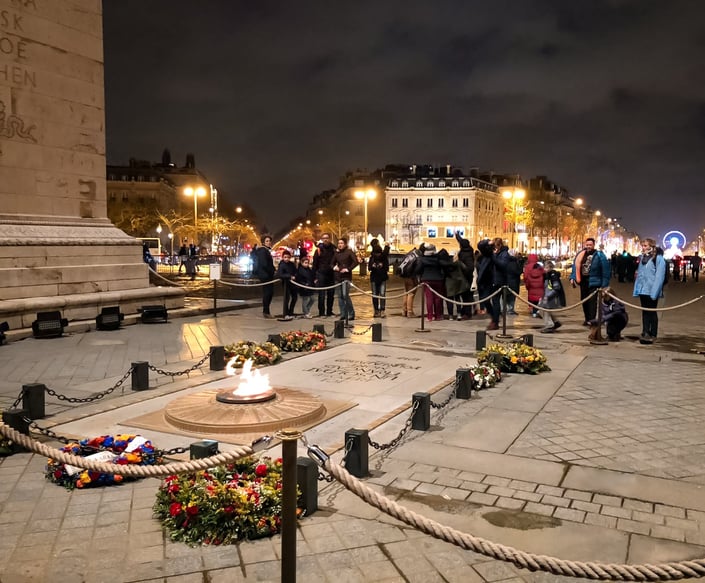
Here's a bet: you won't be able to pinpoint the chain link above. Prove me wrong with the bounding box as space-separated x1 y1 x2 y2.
348 324 374 335
10 390 24 409
158 446 191 457
44 367 133 404
340 436 354 467
148 352 210 377
25 417 72 444
430 380 457 410
368 400 420 451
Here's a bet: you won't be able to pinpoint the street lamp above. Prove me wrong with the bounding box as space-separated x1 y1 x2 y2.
155 224 162 259
501 188 525 251
184 185 207 243
354 188 376 253
167 232 174 272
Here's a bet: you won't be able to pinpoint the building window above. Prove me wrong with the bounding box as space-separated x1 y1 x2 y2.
402 198 409 208
401 181 408 188
109 193 116 201
137 175 144 182
437 198 444 208
426 214 433 222
391 181 399 188
462 198 469 207
416 181 423 188
452 180 459 187
391 198 398 208
427 198 433 208
462 180 470 187
426 181 434 187
439 180 446 187
416 198 422 208
108 173 116 180
121 192 128 201
427 227 437 238
452 198 458 208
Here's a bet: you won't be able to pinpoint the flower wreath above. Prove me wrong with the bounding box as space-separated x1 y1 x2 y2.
0 435 14 456
279 330 326 353
468 362 502 389
154 456 302 546
477 342 551 374
46 434 162 490
224 340 281 367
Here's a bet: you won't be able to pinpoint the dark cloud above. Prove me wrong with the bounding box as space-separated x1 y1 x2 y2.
103 0 705 240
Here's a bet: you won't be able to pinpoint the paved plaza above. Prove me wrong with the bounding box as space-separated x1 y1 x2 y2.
2 278 705 582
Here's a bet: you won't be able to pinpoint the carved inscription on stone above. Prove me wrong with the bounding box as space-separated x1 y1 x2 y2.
304 355 422 383
0 4 36 90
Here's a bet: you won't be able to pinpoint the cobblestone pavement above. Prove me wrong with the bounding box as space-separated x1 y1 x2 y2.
1 277 705 582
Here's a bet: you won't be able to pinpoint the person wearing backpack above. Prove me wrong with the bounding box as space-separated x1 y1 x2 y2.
368 239 390 317
633 238 666 344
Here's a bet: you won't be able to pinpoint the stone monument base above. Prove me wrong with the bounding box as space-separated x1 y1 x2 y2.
0 218 185 329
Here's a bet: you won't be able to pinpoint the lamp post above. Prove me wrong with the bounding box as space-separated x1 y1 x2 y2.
155 224 162 259
184 185 207 244
354 188 376 253
501 188 525 251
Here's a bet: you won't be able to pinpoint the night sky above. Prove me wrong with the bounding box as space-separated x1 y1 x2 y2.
102 1 705 243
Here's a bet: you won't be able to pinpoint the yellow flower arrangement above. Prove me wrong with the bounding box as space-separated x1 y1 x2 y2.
477 342 550 374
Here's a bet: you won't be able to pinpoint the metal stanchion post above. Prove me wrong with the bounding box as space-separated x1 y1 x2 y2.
131 361 149 391
213 279 217 318
415 283 429 333
210 346 225 371
22 383 46 419
279 428 301 583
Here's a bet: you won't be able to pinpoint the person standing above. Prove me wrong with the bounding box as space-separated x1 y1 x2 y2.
478 237 510 331
177 240 188 274
539 261 566 333
691 252 701 282
414 244 446 321
476 239 496 325
331 237 358 321
275 249 297 320
312 233 336 317
523 253 545 317
504 251 523 315
251 234 275 319
294 256 316 318
633 238 666 344
368 239 390 318
454 232 474 319
569 237 610 325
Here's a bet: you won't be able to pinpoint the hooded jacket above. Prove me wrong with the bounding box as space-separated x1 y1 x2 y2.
523 254 545 302
633 247 666 300
454 232 475 283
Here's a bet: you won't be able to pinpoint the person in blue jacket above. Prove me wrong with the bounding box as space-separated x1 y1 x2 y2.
569 237 611 324
633 238 666 344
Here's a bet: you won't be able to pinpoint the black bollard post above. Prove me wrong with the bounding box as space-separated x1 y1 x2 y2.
280 429 300 583
476 330 487 350
411 392 431 430
2 409 30 435
131 361 149 391
312 324 325 334
189 440 219 459
415 283 429 333
267 333 282 347
343 428 369 478
371 323 382 342
455 369 472 399
589 289 608 345
22 383 46 419
210 346 225 371
334 319 345 338
522 334 534 347
296 457 319 515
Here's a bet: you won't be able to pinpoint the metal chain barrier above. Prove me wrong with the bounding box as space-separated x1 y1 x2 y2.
307 449 705 580
0 422 254 477
25 417 72 444
10 390 24 409
430 380 457 410
148 353 210 377
368 400 420 451
43 366 134 404
339 436 354 468
348 323 374 335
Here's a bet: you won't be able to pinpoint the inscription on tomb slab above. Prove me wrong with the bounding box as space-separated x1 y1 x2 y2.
304 354 423 383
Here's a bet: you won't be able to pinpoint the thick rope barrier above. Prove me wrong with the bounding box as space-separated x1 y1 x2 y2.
424 283 504 307
322 459 705 580
0 423 254 477
148 267 183 287
604 290 705 312
507 288 599 313
349 281 423 300
218 277 280 288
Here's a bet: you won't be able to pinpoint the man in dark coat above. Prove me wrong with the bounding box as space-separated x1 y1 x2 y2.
454 232 474 319
312 233 336 317
251 234 275 318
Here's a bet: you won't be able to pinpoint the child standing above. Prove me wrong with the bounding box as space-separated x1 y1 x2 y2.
295 256 316 318
540 261 566 333
275 250 297 320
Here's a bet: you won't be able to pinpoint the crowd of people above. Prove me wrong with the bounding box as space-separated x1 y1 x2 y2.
244 231 698 345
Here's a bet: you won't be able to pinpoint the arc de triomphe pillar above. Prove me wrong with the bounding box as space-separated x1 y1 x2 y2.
0 0 183 329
